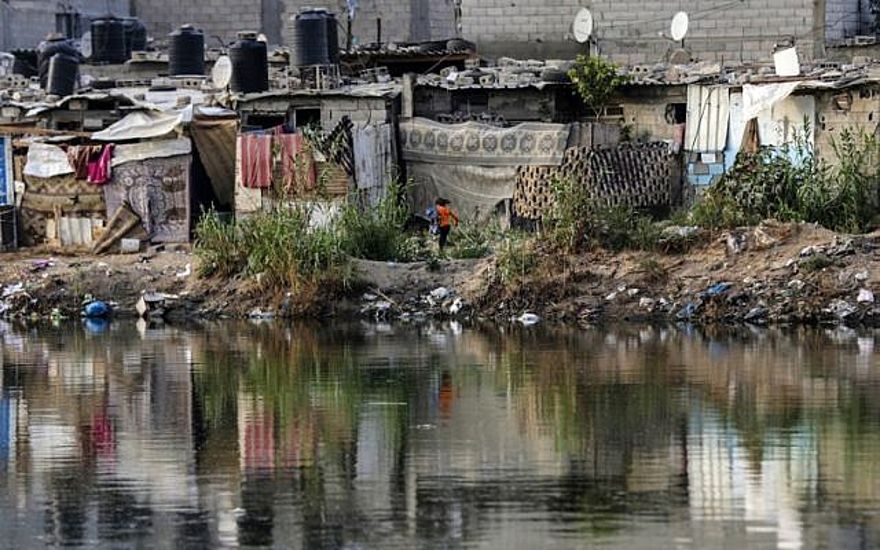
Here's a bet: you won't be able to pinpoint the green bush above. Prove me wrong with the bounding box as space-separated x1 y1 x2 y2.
195 205 349 291
338 179 409 261
496 234 538 286
448 220 501 259
544 177 660 253
194 210 244 277
690 127 880 233
567 55 629 117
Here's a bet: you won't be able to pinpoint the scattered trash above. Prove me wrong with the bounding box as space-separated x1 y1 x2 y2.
136 292 169 319
856 270 870 282
626 288 640 298
800 245 821 257
827 299 857 321
788 279 805 291
430 287 450 301
120 238 141 254
516 312 541 326
248 308 275 320
2 283 24 298
639 297 656 310
726 232 747 255
744 307 768 324
858 289 875 304
30 259 52 272
176 263 192 279
702 282 732 297
676 302 700 320
605 291 618 302
448 298 464 315
83 300 111 318
362 292 378 302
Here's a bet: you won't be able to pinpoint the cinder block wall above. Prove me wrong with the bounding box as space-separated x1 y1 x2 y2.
460 0 825 64
131 0 455 47
133 0 260 46
0 0 130 50
825 0 872 41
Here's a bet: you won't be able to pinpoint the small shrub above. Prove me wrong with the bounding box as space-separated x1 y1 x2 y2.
638 257 668 284
800 254 834 273
338 179 409 261
567 55 629 117
195 210 244 277
496 235 538 286
544 177 661 253
448 220 501 260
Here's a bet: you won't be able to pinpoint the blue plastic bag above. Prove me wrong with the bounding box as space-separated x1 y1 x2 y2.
83 301 111 318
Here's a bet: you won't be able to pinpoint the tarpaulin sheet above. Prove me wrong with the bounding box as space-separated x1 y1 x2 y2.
191 117 237 207
400 117 569 166
113 138 191 167
24 143 73 178
743 82 799 120
92 110 183 142
408 162 516 222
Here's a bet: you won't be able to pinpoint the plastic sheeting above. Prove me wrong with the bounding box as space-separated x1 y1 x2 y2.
113 139 191 167
408 163 516 222
190 117 237 207
91 110 183 142
0 136 11 206
23 139 191 179
24 143 73 178
743 82 799 121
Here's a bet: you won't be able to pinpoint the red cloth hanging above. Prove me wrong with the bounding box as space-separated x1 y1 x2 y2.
239 134 273 189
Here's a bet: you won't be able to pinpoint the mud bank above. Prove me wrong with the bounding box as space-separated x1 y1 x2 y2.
3 222 880 327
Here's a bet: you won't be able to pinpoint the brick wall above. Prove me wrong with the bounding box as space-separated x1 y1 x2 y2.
460 0 829 64
1 0 130 50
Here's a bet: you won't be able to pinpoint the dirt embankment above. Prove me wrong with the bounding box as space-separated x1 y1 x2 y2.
2 221 880 327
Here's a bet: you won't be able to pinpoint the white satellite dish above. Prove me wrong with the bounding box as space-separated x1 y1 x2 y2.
572 8 594 44
80 31 92 59
670 11 689 42
212 55 232 89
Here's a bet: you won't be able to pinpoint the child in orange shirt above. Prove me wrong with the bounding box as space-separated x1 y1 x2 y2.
434 197 459 250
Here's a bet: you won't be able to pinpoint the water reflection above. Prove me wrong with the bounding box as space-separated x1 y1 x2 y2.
0 321 879 548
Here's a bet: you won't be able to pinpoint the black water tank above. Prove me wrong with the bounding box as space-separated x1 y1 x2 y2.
325 12 339 64
12 50 38 78
292 9 330 66
37 36 78 88
123 17 148 56
47 54 79 96
169 25 205 76
91 16 127 64
229 32 268 93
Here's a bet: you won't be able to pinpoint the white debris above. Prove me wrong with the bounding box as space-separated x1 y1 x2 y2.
516 312 541 326
430 287 450 301
858 288 875 304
